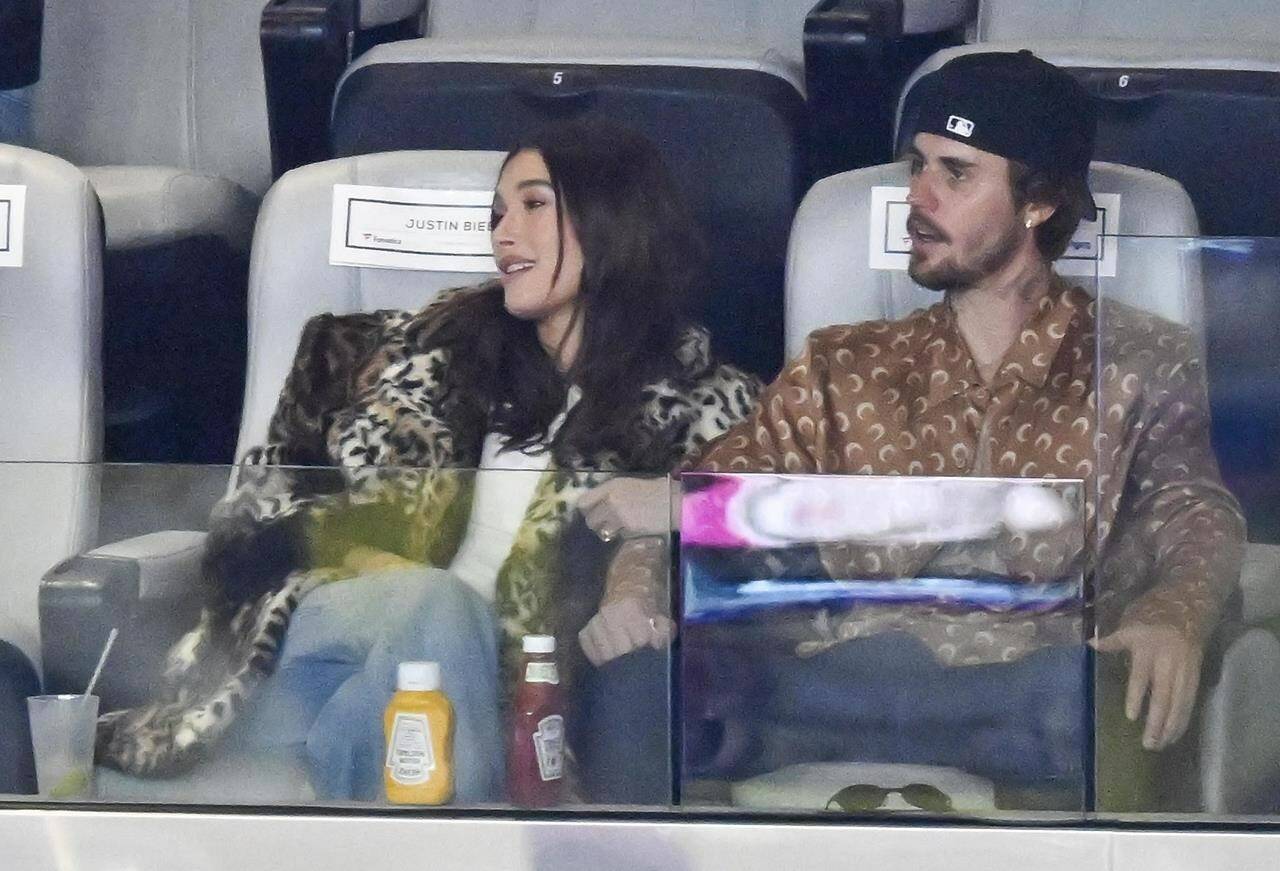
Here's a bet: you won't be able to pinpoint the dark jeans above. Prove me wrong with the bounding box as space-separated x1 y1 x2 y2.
0 640 39 794
686 631 1087 791
575 648 672 805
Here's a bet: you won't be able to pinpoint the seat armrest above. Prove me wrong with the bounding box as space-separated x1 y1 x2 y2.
83 167 259 254
1241 541 1280 624
39 531 207 708
83 531 209 600
803 0 972 176
1200 627 1280 813
260 0 423 179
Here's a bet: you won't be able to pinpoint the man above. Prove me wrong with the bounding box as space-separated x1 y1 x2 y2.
582 51 1245 800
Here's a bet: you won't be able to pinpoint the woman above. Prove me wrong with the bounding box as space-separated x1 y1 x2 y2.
94 119 760 805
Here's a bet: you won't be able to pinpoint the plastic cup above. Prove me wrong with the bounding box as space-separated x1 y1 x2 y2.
26 694 99 799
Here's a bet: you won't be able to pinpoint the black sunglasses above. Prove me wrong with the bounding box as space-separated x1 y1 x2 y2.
826 782 955 814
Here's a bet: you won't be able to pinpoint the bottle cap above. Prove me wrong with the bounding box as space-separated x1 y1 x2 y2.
522 635 556 654
397 661 441 692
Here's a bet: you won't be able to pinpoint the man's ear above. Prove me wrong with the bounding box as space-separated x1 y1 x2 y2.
1023 201 1058 230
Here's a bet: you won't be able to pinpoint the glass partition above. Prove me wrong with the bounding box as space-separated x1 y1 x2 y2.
677 473 1089 820
6 239 1279 827
1095 236 1280 821
0 462 672 811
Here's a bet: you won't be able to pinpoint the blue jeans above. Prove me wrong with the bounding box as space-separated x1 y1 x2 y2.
226 568 504 802
687 631 1087 790
575 647 672 805
0 88 31 146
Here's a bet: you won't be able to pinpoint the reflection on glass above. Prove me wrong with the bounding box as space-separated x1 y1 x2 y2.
3 462 671 810
1095 237 1280 820
679 472 1088 817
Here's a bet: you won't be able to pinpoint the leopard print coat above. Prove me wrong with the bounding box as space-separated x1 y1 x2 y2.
96 286 761 777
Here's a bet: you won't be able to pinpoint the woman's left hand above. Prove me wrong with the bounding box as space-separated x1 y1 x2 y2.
578 596 676 667
579 477 673 542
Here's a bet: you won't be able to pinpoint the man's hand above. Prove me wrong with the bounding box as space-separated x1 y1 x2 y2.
578 597 676 667
1091 623 1203 751
579 477 673 542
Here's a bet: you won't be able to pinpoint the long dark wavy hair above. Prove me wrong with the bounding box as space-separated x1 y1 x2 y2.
412 118 707 470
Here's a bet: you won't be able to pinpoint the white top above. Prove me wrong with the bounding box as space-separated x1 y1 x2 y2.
397 660 441 692
449 388 581 600
523 634 556 654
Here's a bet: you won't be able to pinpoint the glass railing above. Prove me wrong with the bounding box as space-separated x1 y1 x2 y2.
3 238 1278 826
1 461 673 810
1094 236 1280 821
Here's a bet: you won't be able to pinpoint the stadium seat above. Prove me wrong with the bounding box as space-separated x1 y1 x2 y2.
27 0 427 463
780 158 1280 813
0 144 103 677
423 1 813 60
27 0 269 462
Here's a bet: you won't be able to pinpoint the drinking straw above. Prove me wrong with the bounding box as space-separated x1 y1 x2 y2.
83 627 119 699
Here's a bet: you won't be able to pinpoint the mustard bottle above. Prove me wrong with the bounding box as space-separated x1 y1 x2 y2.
384 661 455 804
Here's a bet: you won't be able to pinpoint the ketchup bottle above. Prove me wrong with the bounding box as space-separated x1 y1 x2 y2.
507 634 565 806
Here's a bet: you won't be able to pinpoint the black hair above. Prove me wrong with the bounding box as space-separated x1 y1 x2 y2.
414 118 706 471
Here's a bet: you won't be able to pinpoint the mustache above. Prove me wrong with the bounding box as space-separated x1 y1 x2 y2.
906 212 949 243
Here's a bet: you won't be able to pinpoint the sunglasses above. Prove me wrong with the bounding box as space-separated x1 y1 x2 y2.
825 783 955 814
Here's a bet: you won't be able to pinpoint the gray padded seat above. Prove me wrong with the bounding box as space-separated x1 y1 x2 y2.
25 0 278 461
23 0 431 464
420 0 974 79
0 145 103 672
784 159 1280 814
31 0 272 201
29 0 282 254
973 0 1280 45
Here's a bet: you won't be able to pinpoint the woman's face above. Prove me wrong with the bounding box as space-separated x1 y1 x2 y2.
491 149 585 326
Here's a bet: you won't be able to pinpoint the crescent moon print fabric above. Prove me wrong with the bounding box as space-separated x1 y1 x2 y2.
695 277 1246 665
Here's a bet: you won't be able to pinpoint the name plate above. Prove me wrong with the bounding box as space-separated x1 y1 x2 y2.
329 184 496 272
868 186 1120 278
0 184 27 268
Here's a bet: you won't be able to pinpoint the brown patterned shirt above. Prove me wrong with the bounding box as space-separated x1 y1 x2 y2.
693 278 1246 664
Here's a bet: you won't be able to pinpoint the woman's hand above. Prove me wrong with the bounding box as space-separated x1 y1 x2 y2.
579 477 674 542
578 597 676 667
1092 622 1203 750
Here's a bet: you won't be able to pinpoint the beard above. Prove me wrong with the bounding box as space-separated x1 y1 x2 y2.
908 219 1025 292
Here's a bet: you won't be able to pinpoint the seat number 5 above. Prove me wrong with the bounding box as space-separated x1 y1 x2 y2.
552 71 564 86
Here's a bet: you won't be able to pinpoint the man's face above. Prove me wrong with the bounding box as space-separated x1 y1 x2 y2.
904 132 1026 291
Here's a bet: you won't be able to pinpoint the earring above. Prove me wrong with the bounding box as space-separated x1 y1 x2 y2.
1025 217 1034 229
